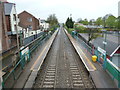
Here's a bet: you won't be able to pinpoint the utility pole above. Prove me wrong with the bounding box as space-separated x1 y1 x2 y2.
14 4 20 53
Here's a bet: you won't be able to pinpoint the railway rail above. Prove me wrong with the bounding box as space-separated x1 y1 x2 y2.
33 27 95 88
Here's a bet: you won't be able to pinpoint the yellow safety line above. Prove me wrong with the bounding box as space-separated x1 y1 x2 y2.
30 30 58 71
30 44 48 70
2 66 8 71
77 46 96 70
65 30 96 71
67 32 96 71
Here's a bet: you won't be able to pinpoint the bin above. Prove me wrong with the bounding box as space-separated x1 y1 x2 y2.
92 55 97 62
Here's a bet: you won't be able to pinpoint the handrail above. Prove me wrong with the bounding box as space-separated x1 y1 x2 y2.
2 31 53 88
106 59 120 73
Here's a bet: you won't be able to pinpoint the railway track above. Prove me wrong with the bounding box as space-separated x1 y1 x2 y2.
33 27 95 88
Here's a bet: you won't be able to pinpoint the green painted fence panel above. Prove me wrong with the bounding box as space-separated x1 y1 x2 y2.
106 61 120 81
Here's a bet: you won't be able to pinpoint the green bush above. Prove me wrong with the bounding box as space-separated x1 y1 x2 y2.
74 24 85 33
65 26 74 33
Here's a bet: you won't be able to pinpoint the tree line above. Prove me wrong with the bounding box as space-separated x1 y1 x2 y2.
77 14 120 29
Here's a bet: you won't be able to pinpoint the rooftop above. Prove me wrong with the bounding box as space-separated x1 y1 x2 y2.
4 2 14 15
79 33 119 56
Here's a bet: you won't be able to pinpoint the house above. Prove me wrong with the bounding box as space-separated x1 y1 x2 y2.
3 2 22 50
39 19 49 31
0 1 22 52
18 11 40 31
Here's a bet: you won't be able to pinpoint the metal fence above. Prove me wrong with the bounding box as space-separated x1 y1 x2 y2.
73 35 93 56
2 31 54 88
106 59 120 87
71 33 120 88
23 32 45 45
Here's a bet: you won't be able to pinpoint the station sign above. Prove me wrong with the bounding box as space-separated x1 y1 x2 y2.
103 41 107 45
21 47 30 61
98 47 106 55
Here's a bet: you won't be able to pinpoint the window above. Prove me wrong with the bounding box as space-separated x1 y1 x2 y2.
13 14 16 21
28 25 32 30
14 25 17 30
27 17 32 22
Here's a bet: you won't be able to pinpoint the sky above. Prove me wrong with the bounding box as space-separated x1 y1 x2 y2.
8 0 120 23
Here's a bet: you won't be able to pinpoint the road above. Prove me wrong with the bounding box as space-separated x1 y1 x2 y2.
33 27 95 88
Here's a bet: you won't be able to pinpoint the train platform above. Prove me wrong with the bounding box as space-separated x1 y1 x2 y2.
33 26 95 88
64 29 117 88
13 30 58 88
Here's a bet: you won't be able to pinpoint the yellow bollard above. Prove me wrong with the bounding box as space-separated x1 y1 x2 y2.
92 55 97 62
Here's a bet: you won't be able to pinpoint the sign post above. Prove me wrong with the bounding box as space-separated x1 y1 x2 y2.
20 47 30 68
97 47 107 69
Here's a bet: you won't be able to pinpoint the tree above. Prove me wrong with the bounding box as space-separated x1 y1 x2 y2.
106 15 117 28
95 17 103 26
46 14 58 26
65 17 74 28
46 14 59 31
88 31 101 44
65 17 70 28
77 18 82 23
74 23 85 32
118 16 120 29
69 17 74 28
89 19 95 25
81 19 89 25
89 20 93 25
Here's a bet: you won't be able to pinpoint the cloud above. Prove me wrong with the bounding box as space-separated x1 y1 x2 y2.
8 0 119 23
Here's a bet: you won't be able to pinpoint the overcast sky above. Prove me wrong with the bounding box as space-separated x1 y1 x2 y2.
8 0 120 23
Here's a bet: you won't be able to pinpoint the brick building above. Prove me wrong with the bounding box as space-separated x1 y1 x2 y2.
0 1 21 52
18 11 40 31
0 1 10 52
4 2 21 51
